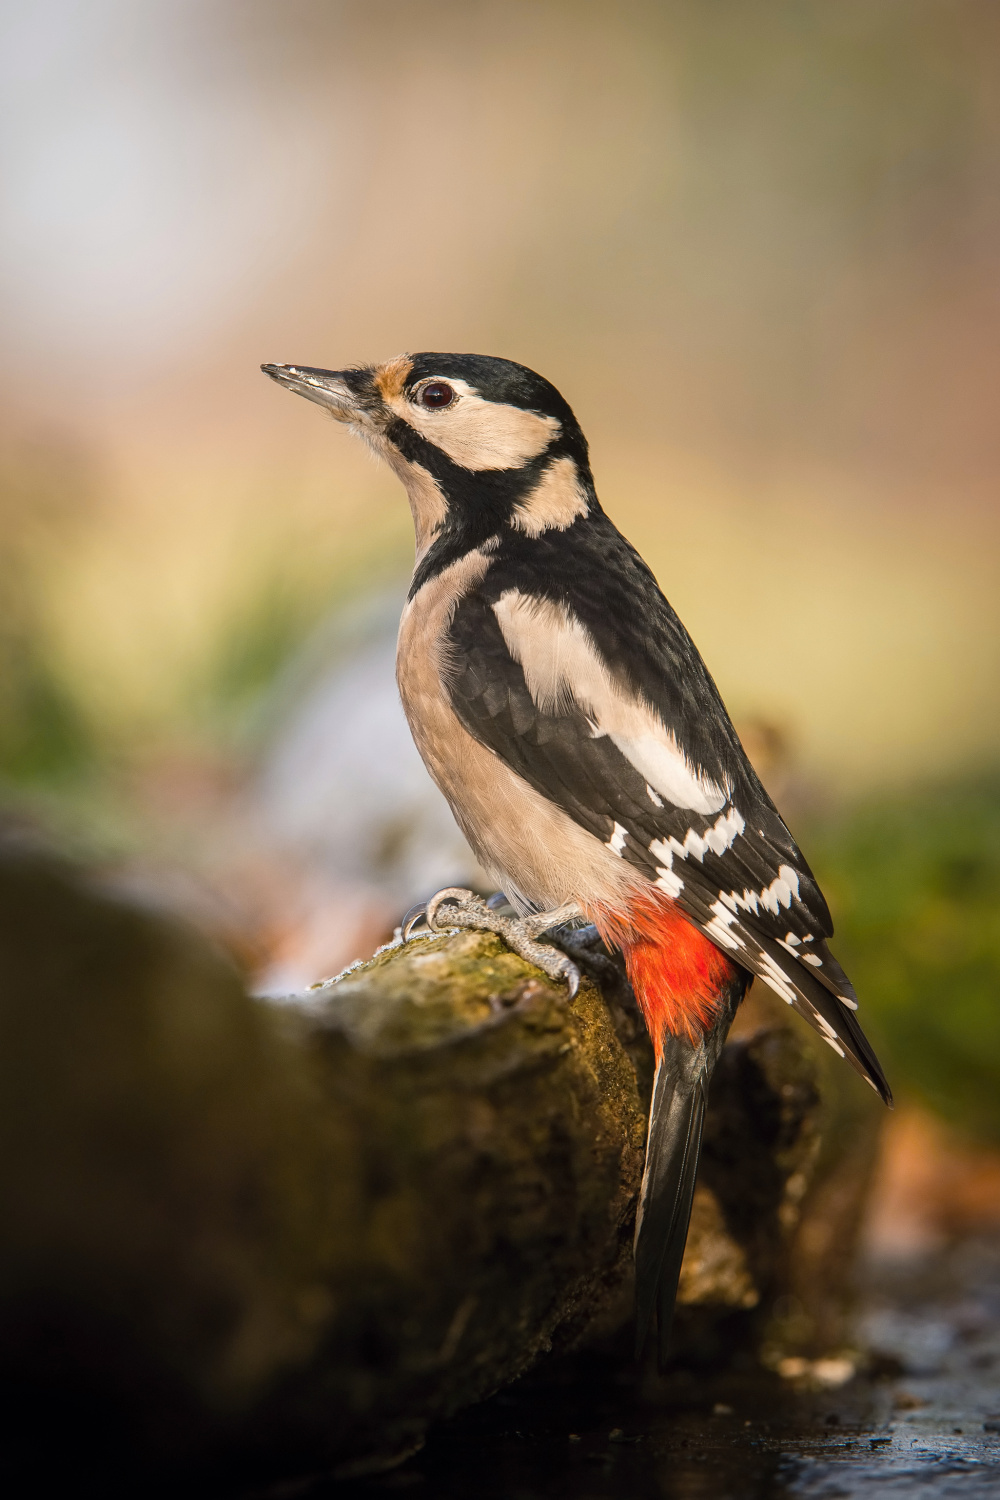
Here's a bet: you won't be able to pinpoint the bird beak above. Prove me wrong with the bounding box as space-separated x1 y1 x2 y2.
261 363 365 423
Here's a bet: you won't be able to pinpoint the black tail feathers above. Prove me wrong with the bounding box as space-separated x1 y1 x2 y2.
633 1050 707 1363
634 976 747 1366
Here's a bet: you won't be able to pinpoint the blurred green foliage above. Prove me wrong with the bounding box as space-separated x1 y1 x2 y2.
809 773 1000 1143
0 632 93 784
0 443 97 787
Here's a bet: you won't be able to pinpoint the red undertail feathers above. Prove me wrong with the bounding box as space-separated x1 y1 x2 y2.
593 891 740 1053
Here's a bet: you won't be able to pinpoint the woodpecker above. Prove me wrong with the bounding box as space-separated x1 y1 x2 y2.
262 353 892 1361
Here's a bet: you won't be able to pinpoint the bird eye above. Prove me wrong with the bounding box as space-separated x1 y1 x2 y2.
419 382 455 409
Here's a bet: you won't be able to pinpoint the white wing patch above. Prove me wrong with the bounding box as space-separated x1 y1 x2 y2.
681 885 862 1068
704 900 747 952
608 730 728 816
717 864 802 919
813 1013 846 1057
606 821 628 856
654 807 746 865
654 866 684 898
707 892 859 1021
493 591 729 814
648 807 749 935
757 948 798 1004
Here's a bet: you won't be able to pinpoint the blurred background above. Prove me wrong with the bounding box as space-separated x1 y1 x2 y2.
1 0 998 1245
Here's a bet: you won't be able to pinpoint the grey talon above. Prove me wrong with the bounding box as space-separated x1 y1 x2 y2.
401 904 429 942
424 887 476 932
550 953 582 997
414 887 582 995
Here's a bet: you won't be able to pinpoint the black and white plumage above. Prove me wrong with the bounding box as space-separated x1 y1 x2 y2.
263 351 891 1359
443 525 885 1090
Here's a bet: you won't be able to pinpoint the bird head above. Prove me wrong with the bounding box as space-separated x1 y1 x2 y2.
262 353 596 561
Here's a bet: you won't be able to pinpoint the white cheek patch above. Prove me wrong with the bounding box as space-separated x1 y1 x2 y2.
510 456 589 536
492 591 728 815
386 378 561 472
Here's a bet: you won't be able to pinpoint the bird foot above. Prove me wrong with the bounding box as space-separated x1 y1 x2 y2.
403 888 583 997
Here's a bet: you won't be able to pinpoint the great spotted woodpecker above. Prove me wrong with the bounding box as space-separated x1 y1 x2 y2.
262 353 892 1361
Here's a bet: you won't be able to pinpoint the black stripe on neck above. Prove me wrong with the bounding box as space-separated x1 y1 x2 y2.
395 418 597 597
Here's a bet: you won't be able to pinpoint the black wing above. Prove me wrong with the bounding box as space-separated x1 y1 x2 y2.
445 571 890 1104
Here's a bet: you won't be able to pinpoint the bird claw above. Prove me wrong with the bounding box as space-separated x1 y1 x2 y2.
424 886 479 932
400 902 433 942
407 887 583 996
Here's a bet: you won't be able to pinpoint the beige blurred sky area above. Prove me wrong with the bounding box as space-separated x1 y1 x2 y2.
1 0 997 786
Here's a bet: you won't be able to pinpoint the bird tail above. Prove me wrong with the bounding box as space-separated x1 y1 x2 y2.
631 974 747 1363
632 1034 709 1362
593 897 748 1362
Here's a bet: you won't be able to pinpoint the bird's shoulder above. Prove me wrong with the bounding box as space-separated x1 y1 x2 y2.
464 515 755 795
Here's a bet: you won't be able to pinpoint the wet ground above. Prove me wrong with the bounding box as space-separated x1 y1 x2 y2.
328 1239 1000 1499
